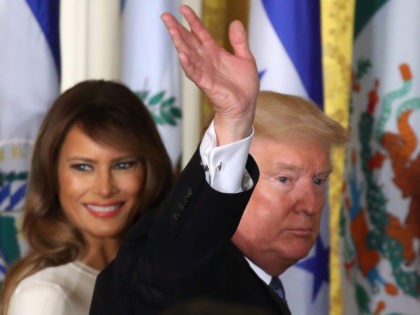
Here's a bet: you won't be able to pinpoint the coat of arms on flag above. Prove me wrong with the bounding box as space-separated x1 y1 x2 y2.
341 62 420 314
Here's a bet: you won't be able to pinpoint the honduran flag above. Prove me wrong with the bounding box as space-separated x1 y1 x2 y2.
0 0 60 284
121 0 182 169
248 1 328 314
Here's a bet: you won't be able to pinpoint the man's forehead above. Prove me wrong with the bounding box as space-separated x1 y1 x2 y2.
273 161 332 176
251 138 332 175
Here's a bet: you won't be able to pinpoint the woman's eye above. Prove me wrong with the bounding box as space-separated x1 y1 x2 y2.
115 161 137 170
71 164 92 171
277 176 289 183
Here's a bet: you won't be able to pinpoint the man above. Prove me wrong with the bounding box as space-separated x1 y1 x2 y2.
231 91 348 312
174 91 347 315
90 6 347 315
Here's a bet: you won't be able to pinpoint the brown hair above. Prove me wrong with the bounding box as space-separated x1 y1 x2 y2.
0 80 174 314
253 91 348 151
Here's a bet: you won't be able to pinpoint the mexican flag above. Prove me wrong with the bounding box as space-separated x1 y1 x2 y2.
340 1 420 313
0 0 60 284
121 0 182 169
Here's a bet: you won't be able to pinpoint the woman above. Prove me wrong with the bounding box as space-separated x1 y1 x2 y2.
0 80 174 315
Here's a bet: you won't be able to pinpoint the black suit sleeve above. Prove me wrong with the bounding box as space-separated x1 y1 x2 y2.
89 148 259 315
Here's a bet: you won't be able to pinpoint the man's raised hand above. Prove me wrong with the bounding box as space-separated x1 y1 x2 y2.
161 5 259 145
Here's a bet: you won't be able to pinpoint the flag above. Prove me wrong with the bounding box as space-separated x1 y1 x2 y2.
121 0 182 169
340 0 420 313
248 1 328 314
0 0 60 284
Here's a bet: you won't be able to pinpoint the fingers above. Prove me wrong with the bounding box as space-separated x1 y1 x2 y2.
179 5 215 46
161 5 216 88
161 14 192 70
161 7 207 58
229 20 253 60
162 5 212 48
161 11 178 29
161 13 184 48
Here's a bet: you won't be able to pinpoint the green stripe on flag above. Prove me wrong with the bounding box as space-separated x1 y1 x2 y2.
354 0 389 39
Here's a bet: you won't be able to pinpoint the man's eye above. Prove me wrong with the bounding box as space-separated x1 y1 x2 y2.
277 176 289 183
71 164 91 171
313 178 326 186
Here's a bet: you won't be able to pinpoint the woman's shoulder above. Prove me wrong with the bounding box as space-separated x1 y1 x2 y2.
8 274 68 315
20 261 99 287
8 261 99 315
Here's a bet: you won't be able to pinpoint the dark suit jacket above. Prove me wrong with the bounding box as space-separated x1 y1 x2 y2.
89 149 290 315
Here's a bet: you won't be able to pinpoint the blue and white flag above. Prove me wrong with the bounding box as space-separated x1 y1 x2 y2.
0 0 60 284
121 0 182 169
249 1 328 314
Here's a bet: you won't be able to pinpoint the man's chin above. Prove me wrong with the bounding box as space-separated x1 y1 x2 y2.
285 244 314 262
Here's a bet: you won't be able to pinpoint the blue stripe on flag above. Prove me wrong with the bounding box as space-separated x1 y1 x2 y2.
25 0 61 79
261 0 323 107
6 183 27 211
0 184 10 205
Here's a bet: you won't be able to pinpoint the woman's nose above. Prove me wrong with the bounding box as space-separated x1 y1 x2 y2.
94 170 117 197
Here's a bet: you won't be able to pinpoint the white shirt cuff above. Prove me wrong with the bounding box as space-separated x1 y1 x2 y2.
199 120 254 193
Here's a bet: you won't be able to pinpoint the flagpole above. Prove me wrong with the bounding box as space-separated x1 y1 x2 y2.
180 0 202 168
60 0 120 92
60 0 89 91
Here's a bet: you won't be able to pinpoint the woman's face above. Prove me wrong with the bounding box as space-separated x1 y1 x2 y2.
57 124 144 243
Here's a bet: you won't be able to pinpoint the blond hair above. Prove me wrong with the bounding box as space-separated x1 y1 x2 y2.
253 91 348 151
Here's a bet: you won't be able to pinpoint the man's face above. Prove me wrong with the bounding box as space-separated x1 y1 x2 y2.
232 136 331 274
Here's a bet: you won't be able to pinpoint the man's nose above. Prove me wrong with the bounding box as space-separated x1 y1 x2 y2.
294 183 323 215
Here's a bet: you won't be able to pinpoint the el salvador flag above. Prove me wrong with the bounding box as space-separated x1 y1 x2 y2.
249 1 329 314
0 0 60 282
0 0 60 141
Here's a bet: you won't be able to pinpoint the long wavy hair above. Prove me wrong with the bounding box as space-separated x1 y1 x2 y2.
0 80 174 314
